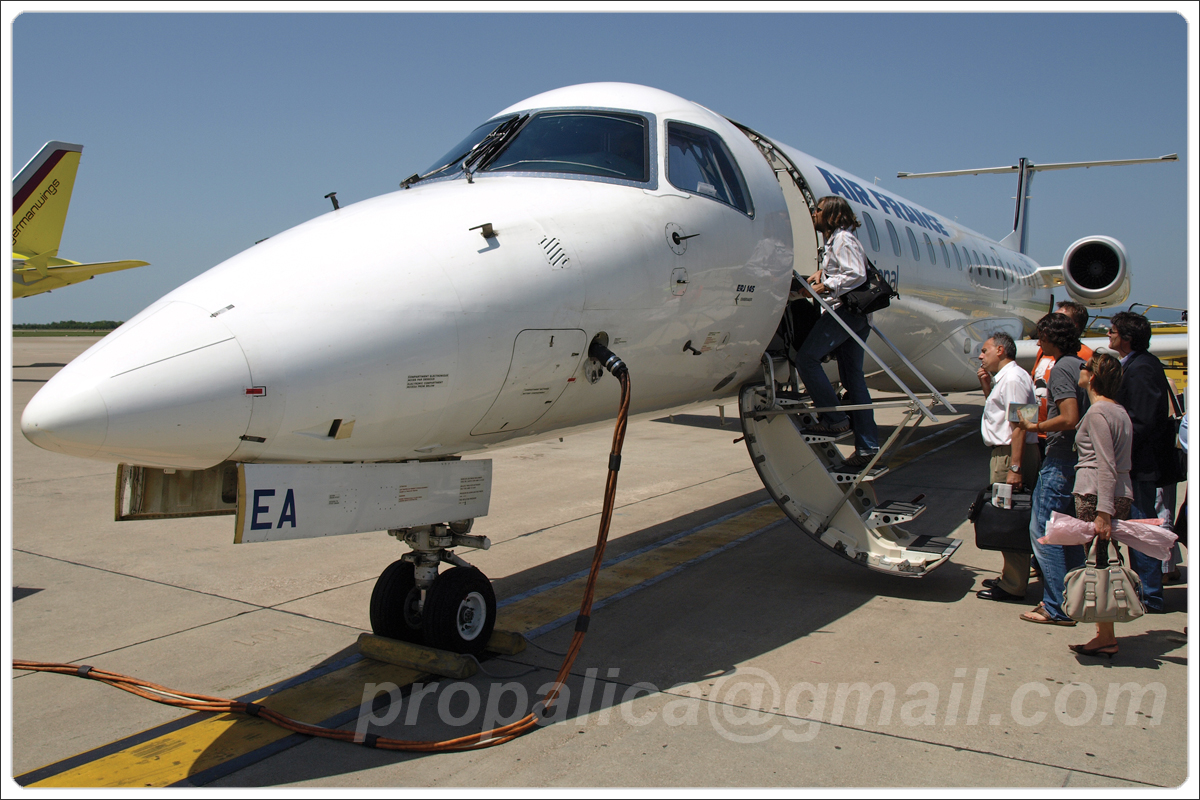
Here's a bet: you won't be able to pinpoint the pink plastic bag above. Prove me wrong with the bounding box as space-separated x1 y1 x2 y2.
1040 511 1179 561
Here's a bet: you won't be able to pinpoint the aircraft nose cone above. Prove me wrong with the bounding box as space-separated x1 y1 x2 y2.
21 301 256 469
21 383 109 459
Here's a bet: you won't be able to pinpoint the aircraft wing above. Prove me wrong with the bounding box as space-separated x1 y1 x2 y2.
1015 334 1188 370
12 259 150 299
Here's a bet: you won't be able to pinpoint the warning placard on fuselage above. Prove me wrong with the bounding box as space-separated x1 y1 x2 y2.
235 460 492 543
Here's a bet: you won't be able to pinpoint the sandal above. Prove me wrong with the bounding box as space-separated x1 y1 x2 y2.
1068 643 1118 659
1020 603 1077 626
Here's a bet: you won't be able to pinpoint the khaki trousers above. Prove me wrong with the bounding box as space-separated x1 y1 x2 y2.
989 442 1042 596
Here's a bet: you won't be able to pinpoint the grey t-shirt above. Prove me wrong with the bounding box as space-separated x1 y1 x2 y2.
1045 353 1089 462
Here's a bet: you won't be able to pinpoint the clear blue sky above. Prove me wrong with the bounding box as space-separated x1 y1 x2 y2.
7 10 1194 324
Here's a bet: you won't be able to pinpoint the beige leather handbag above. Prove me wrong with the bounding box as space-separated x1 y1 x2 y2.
1063 539 1145 623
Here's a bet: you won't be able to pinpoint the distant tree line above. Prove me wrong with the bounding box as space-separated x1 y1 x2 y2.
13 320 123 330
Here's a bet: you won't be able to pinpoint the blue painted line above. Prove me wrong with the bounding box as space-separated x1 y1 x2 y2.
520 516 788 640
897 429 977 467
498 500 775 609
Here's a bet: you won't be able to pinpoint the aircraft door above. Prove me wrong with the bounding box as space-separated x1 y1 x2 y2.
731 125 821 278
470 329 587 436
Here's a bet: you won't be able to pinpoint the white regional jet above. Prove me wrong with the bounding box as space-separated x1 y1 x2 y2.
20 83 1179 655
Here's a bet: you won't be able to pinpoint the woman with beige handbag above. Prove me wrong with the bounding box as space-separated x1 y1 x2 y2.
1065 353 1135 658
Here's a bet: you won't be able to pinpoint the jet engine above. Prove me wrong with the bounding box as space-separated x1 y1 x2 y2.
1060 235 1130 308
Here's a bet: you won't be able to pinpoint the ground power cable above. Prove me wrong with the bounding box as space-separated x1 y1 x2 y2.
13 346 632 754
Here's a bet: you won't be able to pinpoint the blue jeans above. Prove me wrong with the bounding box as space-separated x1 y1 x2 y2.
1130 480 1165 613
794 306 879 454
1029 457 1084 621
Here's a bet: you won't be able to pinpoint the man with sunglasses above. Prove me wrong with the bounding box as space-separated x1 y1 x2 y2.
1107 311 1183 613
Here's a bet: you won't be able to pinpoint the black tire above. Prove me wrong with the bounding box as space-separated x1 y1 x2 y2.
369 559 424 643
422 566 496 656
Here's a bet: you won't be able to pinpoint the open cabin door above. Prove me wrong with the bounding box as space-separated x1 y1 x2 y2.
729 121 960 578
730 121 821 279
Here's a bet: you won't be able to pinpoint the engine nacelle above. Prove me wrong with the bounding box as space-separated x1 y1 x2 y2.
1061 235 1130 308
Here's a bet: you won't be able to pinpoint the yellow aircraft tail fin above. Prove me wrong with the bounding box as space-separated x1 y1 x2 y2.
12 141 83 258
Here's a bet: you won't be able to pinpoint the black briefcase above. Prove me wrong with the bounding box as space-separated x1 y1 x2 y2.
968 486 1034 554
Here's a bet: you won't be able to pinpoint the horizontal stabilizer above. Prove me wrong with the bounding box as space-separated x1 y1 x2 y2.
13 259 149 278
13 259 149 299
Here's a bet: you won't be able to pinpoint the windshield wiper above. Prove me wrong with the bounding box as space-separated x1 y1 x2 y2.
400 114 528 190
401 162 453 189
463 114 528 182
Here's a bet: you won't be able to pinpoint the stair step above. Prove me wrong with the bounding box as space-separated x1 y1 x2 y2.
800 429 854 444
829 464 889 483
865 500 926 527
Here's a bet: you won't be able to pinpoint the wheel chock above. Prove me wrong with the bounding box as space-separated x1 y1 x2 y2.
357 633 478 680
485 629 527 655
357 630 528 679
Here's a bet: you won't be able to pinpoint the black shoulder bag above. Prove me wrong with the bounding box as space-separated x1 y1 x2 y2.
841 256 898 315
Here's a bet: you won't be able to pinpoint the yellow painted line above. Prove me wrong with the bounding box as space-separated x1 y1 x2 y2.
496 504 784 635
29 659 422 788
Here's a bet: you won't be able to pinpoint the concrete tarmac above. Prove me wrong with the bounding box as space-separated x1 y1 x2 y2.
7 337 1192 789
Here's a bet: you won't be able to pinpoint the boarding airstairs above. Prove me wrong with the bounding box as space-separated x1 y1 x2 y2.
740 289 963 577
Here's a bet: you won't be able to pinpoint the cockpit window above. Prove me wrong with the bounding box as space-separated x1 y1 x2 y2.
667 122 753 216
425 115 517 176
483 111 649 182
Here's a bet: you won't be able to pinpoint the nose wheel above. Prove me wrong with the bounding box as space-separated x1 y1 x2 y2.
369 522 495 656
422 567 496 656
369 560 424 643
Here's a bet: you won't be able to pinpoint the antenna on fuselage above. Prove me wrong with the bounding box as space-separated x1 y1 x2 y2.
896 154 1178 254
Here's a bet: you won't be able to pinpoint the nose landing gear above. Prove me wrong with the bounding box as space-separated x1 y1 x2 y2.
368 520 495 656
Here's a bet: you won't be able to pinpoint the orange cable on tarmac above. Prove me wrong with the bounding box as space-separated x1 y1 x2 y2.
14 369 633 754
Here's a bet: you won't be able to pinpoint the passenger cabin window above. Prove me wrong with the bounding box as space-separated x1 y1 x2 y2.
667 122 753 215
906 227 920 261
485 111 650 183
939 240 950 268
862 212 881 252
924 232 937 264
951 242 963 270
886 220 901 257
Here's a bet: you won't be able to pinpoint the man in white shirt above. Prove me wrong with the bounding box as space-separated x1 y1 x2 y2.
976 333 1041 602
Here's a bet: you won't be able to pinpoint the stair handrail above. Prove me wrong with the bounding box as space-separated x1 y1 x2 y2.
797 281 942 423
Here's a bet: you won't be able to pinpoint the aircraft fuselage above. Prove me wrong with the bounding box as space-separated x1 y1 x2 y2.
24 84 1093 471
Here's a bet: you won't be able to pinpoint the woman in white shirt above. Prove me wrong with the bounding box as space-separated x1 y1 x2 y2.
793 196 879 468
